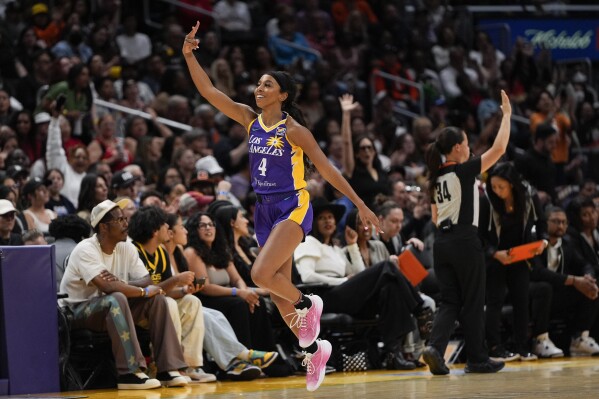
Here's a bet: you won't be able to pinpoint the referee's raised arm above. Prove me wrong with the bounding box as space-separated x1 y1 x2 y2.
481 90 512 173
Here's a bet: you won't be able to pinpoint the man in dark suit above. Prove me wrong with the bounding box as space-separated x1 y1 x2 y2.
530 206 599 357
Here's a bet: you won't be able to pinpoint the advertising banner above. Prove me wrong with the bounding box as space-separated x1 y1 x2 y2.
480 19 599 60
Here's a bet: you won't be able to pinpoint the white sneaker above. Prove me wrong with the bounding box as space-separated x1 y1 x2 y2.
157 370 189 387
186 367 217 383
570 332 599 356
117 372 161 390
533 334 564 358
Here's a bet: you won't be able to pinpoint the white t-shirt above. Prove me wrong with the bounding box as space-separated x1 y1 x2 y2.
59 235 149 308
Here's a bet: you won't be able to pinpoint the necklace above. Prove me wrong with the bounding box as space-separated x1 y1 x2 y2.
505 200 514 213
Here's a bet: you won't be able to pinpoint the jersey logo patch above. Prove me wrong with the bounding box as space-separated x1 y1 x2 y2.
266 136 284 149
276 126 286 136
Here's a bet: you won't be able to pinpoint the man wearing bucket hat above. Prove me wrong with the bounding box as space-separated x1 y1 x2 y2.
59 199 188 389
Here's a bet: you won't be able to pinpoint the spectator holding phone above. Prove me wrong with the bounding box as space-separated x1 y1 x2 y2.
163 212 278 380
183 212 278 354
128 205 216 383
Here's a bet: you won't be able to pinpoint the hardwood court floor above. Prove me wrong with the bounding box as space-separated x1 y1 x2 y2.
5 358 599 399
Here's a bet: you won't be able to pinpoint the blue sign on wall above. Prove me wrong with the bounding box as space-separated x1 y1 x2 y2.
480 19 599 60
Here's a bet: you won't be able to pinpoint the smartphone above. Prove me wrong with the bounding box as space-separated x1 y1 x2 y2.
55 94 66 112
193 277 206 288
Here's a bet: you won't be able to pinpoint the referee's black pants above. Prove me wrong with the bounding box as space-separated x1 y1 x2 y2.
428 225 488 363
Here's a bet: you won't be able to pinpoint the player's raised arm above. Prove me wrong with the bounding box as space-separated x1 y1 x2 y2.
182 21 256 127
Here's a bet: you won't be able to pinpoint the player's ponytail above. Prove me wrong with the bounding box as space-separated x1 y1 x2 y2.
426 127 464 200
268 71 308 127
269 71 313 175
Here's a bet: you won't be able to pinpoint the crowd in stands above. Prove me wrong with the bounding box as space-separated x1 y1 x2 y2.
0 0 599 387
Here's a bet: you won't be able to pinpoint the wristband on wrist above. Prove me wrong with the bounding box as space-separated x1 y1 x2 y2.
231 287 237 296
144 287 149 296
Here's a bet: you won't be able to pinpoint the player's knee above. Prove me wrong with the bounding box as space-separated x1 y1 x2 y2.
251 267 268 288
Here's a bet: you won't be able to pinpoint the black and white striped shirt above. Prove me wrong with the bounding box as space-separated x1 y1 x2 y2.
433 157 481 227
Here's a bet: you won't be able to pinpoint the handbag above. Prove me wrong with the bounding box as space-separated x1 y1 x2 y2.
338 340 377 372
341 350 371 372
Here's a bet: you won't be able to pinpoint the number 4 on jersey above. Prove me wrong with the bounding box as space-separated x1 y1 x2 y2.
258 158 267 176
435 181 452 203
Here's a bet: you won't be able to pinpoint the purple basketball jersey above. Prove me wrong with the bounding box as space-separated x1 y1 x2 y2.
247 112 307 195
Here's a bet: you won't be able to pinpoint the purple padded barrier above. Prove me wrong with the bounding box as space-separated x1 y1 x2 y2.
0 263 7 395
0 246 60 394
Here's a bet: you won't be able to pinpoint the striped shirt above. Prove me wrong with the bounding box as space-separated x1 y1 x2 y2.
433 157 481 227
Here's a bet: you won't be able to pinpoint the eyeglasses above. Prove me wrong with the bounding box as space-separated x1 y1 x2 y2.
548 219 567 225
105 216 127 225
0 212 16 220
199 222 215 230
359 145 374 152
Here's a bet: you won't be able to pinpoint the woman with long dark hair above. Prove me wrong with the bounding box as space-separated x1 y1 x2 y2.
480 162 548 361
76 173 108 222
339 94 391 210
422 90 511 376
9 110 35 162
213 205 258 287
183 21 380 391
183 212 276 355
163 212 278 380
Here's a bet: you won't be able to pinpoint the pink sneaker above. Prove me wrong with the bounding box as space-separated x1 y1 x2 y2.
290 294 323 348
303 339 332 392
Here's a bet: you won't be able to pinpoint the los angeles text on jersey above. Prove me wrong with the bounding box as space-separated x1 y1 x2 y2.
249 135 285 157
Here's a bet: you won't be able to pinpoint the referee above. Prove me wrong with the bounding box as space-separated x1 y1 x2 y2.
422 90 512 375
